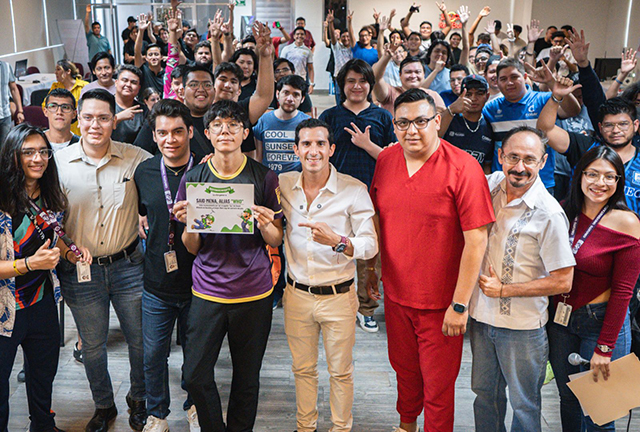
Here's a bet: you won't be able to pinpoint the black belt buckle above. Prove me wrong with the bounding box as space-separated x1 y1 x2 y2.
96 255 113 266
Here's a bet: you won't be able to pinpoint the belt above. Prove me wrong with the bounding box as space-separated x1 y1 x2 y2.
287 275 353 295
95 239 139 266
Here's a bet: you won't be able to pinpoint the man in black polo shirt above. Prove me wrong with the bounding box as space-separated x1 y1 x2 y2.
134 14 164 93
133 99 199 432
439 74 494 173
112 64 146 144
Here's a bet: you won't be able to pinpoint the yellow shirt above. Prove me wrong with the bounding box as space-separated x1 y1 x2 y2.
43 78 88 135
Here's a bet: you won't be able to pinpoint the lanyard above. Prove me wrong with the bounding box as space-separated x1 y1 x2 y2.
569 205 608 255
160 155 193 248
27 199 82 258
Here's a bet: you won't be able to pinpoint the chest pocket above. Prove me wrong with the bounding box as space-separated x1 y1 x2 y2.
113 181 133 211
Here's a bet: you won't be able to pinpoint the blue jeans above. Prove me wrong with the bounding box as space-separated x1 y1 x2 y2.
334 77 341 106
58 249 145 409
142 290 193 418
548 302 631 432
0 116 11 150
469 319 548 432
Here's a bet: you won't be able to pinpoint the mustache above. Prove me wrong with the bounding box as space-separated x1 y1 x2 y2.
508 169 529 177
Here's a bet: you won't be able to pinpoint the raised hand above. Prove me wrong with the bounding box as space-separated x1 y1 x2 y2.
479 6 491 17
389 9 397 20
565 28 590 68
344 122 374 150
549 45 568 63
524 59 554 84
167 9 181 33
448 89 471 114
137 13 150 31
435 59 446 71
253 21 274 58
435 1 447 12
373 8 381 23
347 10 354 23
385 40 402 57
484 20 496 34
170 0 183 10
621 48 638 74
506 23 515 40
208 9 223 38
227 0 235 12
457 5 470 25
379 15 390 32
551 75 582 99
327 9 335 24
527 19 543 43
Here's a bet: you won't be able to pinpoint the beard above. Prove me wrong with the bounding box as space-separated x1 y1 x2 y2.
604 138 632 149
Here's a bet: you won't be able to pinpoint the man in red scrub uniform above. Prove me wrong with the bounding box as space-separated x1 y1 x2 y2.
366 88 495 432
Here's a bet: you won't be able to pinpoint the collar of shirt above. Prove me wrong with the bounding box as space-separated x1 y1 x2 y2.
68 138 123 167
292 164 338 194
496 172 545 210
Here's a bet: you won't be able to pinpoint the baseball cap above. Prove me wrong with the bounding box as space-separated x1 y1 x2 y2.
461 74 489 91
127 16 137 23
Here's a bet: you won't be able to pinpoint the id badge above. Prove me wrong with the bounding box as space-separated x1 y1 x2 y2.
76 261 92 283
553 302 572 327
164 250 178 273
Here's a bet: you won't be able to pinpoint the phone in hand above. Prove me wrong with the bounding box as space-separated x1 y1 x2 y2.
273 21 281 28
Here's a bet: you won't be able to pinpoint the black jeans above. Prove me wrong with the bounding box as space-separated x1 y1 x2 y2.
0 291 60 432
183 293 273 432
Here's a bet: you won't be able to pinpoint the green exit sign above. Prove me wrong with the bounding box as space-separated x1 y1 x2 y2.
236 0 246 5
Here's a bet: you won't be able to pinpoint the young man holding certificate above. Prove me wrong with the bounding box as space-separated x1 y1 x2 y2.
173 99 283 432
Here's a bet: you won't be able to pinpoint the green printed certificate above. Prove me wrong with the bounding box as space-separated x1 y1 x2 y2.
186 183 255 234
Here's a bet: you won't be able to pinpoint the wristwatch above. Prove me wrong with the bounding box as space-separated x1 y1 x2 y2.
332 236 349 253
597 344 613 354
451 301 468 314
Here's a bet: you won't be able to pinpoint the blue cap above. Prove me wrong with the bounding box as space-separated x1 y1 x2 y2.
461 74 489 91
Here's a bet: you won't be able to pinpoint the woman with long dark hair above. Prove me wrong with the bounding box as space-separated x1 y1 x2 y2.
423 40 454 93
0 124 91 432
548 145 640 431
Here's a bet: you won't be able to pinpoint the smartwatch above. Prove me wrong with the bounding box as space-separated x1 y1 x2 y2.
451 301 468 314
332 236 349 253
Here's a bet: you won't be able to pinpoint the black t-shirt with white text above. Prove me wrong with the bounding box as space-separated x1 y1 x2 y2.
444 114 494 166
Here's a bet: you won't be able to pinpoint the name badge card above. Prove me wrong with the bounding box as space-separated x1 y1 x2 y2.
186 183 255 234
77 261 92 283
164 250 178 273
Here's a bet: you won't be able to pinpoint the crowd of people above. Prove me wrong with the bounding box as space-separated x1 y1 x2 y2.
1 1 640 432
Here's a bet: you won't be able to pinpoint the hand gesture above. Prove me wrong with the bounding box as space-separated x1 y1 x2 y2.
389 9 397 20
170 0 183 10
253 21 274 58
442 305 468 336
227 0 235 12
365 267 382 301
323 20 328 29
479 6 491 17
15 112 25 124
436 1 447 12
527 19 543 43
117 105 143 123
524 59 554 85
85 5 92 14
385 40 402 57
549 45 568 63
379 15 390 32
138 13 150 31
167 9 181 33
327 10 335 24
590 352 611 382
220 21 230 34
344 122 373 149
552 76 582 99
485 20 496 34
448 89 471 114
252 205 275 229
435 59 446 71
621 48 638 75
173 200 188 224
373 8 381 23
347 10 354 23
208 10 223 38
297 222 340 247
506 23 515 41
28 239 60 271
478 265 503 298
566 28 590 67
457 5 470 26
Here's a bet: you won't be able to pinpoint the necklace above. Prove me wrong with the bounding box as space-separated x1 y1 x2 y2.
164 164 186 176
462 114 482 133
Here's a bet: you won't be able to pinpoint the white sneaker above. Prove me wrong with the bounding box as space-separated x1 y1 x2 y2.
357 312 380 333
187 405 201 432
142 415 169 432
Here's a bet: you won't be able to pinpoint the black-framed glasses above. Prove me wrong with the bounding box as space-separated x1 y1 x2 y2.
393 114 438 131
21 148 53 160
186 81 214 90
45 103 74 113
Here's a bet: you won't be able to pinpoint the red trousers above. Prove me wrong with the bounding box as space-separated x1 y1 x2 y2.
385 296 464 432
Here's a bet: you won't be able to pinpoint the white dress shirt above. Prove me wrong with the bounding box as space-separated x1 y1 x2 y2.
469 172 575 330
55 139 151 257
279 165 378 286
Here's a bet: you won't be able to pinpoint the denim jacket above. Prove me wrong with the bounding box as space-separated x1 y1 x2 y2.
0 210 62 338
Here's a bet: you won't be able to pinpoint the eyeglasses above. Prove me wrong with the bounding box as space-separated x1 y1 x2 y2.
21 148 53 160
502 154 542 168
601 121 632 132
80 114 113 125
393 114 437 131
186 81 214 90
45 103 74 113
209 121 244 133
582 170 621 185
275 67 291 75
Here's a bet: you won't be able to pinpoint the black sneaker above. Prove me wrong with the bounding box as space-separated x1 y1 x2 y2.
73 342 84 363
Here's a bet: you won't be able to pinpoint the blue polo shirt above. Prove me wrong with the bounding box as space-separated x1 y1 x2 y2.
319 102 396 187
86 32 111 60
351 43 378 66
483 88 556 189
